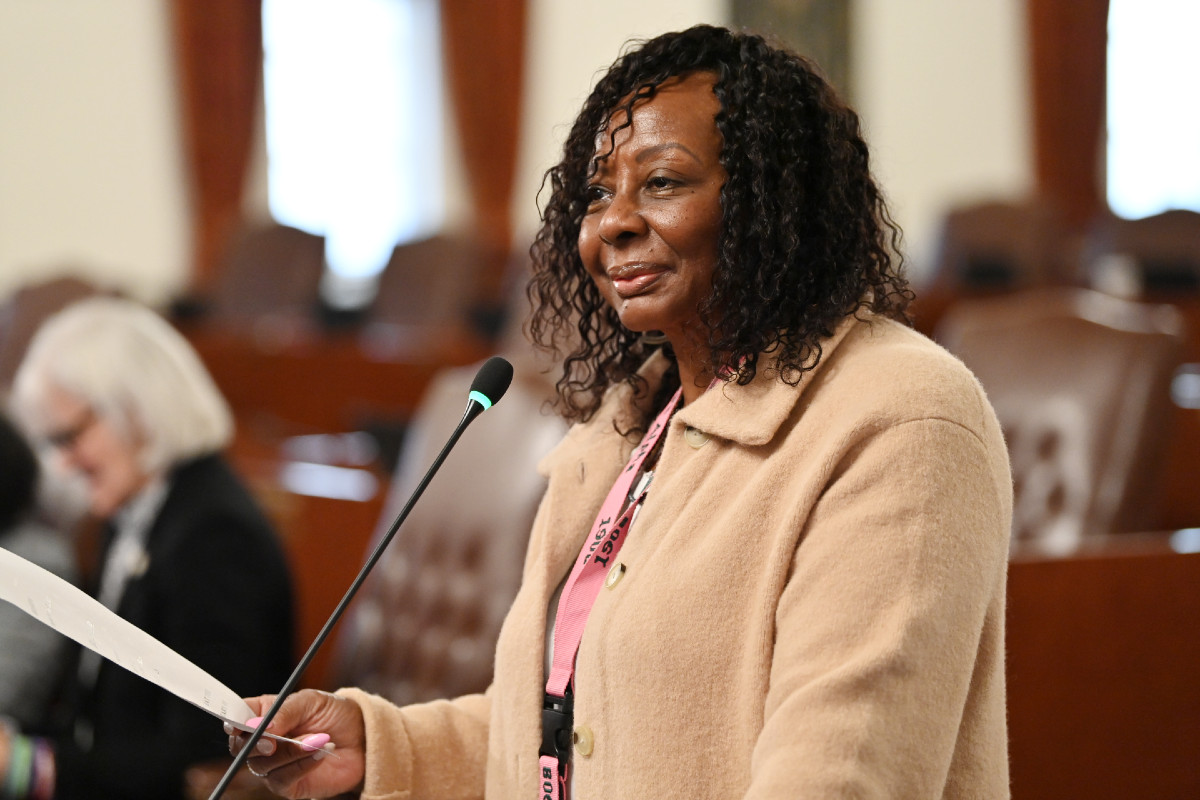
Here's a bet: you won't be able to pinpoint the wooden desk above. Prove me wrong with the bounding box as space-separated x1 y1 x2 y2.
184 319 490 437
1008 532 1200 799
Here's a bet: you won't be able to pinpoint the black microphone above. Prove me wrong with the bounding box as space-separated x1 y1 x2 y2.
210 356 514 799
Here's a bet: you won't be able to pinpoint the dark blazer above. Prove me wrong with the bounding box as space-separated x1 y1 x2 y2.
52 453 295 800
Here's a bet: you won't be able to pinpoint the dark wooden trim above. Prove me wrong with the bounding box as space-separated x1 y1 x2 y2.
1026 0 1110 229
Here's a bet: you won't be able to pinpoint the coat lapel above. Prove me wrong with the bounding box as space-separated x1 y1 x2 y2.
676 314 861 446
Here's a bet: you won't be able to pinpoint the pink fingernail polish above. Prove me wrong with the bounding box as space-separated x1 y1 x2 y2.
246 716 264 729
300 733 331 750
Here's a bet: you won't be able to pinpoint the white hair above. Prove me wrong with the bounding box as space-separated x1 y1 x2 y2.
10 297 233 474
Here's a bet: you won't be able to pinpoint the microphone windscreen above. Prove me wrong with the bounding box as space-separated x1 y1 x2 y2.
469 356 514 409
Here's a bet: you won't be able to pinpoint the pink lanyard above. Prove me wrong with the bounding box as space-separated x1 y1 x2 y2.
538 388 682 800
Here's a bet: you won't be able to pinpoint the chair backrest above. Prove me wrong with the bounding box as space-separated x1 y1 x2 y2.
929 197 1074 291
1083 208 1200 295
936 288 1185 552
207 222 325 328
368 234 485 328
328 352 567 703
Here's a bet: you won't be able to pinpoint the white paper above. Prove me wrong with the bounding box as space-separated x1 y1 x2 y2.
0 547 309 746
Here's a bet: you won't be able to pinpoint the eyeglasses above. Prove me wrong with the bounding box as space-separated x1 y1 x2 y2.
43 408 97 452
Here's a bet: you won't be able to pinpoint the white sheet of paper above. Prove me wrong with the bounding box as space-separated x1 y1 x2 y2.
0 547 311 747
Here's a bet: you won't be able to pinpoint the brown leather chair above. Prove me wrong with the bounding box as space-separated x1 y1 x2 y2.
326 347 566 703
205 222 326 330
928 197 1074 291
367 234 486 329
1083 208 1200 295
912 197 1074 338
936 288 1185 552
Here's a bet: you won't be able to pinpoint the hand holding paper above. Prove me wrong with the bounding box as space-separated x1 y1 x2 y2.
229 692 366 798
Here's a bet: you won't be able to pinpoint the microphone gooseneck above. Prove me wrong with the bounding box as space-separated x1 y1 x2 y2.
210 356 514 800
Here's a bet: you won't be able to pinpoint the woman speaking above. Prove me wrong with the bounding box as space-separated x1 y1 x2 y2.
232 24 1012 800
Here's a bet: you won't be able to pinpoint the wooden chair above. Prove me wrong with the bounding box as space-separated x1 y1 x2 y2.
936 287 1185 552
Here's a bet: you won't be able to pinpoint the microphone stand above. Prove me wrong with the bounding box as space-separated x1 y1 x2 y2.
209 397 494 799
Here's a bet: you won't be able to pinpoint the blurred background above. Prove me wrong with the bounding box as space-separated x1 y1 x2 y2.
0 0 1045 304
1 1 1198 798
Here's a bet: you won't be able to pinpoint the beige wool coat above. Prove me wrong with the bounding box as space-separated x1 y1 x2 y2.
341 313 1013 799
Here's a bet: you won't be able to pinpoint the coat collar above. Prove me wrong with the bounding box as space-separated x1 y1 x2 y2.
675 314 861 446
541 313 867 479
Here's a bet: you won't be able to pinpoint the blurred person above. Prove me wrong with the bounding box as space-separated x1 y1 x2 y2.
5 296 295 800
0 412 77 730
230 24 1011 800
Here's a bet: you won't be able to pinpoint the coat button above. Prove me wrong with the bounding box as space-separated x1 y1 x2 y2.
684 426 709 449
573 724 594 757
605 562 626 589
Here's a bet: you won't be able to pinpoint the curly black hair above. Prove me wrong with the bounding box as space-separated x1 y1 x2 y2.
528 24 912 426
